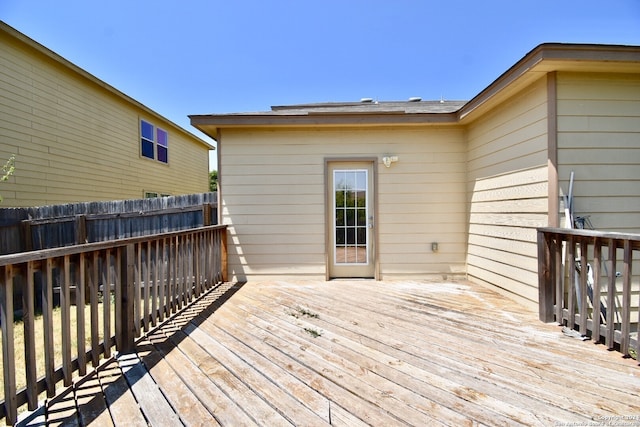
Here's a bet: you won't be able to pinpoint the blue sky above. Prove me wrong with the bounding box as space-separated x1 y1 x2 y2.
2 0 640 170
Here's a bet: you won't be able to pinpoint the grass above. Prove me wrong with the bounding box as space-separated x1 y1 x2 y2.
303 327 323 338
0 299 116 404
288 306 319 319
287 306 322 338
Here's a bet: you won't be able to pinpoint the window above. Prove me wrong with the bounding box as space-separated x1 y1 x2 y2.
144 191 171 198
140 119 168 163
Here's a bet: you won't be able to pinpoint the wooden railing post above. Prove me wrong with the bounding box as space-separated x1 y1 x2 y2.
538 229 555 322
0 265 17 425
221 228 228 282
119 243 136 353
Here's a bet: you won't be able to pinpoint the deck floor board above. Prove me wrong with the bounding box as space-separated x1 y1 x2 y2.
18 280 640 426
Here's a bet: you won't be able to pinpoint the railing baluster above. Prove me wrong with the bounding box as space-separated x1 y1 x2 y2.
592 240 602 342
159 238 167 321
142 242 150 332
90 252 100 367
151 240 159 327
179 235 185 308
103 249 112 359
77 253 87 376
42 258 55 397
186 234 193 300
62 256 72 386
134 243 141 336
621 240 632 356
115 247 122 351
567 236 576 328
606 239 617 349
221 227 228 283
578 237 589 335
554 234 563 323
170 237 177 314
537 230 554 322
186 234 193 301
1 265 17 425
120 243 136 353
178 235 185 309
23 262 37 408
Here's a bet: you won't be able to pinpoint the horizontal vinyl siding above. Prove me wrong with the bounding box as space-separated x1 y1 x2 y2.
466 76 549 309
221 129 326 280
0 31 209 207
557 72 640 233
376 129 467 278
220 127 467 281
557 72 640 317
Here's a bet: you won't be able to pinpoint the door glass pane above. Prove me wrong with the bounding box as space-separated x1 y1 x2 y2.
334 169 368 265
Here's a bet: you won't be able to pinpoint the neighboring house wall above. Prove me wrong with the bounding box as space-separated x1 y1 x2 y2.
0 24 210 207
556 72 640 233
466 76 550 309
220 127 467 282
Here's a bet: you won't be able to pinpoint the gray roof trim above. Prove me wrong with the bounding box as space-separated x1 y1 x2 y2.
190 42 640 140
189 111 460 128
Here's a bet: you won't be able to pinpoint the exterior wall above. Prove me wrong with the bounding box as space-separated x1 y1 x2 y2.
556 72 640 233
466 76 549 309
0 27 210 207
220 127 467 282
557 72 640 320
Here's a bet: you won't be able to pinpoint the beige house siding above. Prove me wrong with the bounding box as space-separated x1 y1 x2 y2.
466 76 550 309
0 24 210 207
556 72 640 320
220 127 467 282
556 72 640 233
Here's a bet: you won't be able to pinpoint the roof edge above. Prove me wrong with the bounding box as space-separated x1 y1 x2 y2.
458 42 640 121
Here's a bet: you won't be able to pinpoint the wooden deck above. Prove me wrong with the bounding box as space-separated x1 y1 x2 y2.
18 279 640 426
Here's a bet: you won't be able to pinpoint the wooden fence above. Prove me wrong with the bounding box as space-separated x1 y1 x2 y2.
0 225 227 425
0 193 217 255
537 227 640 359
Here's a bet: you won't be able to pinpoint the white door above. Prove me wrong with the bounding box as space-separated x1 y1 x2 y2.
328 161 375 278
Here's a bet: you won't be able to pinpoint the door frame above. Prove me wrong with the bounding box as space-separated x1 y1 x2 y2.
324 157 379 280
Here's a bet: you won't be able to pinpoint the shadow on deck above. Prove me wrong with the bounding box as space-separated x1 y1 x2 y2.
17 280 640 426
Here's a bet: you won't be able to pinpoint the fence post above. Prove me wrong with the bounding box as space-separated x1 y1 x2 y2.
203 203 212 226
119 243 136 353
538 229 554 322
21 220 32 252
74 214 87 244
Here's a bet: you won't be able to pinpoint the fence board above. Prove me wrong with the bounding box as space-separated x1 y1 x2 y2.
0 193 217 255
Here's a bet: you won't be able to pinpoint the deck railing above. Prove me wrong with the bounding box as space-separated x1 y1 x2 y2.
537 227 639 359
0 225 227 425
